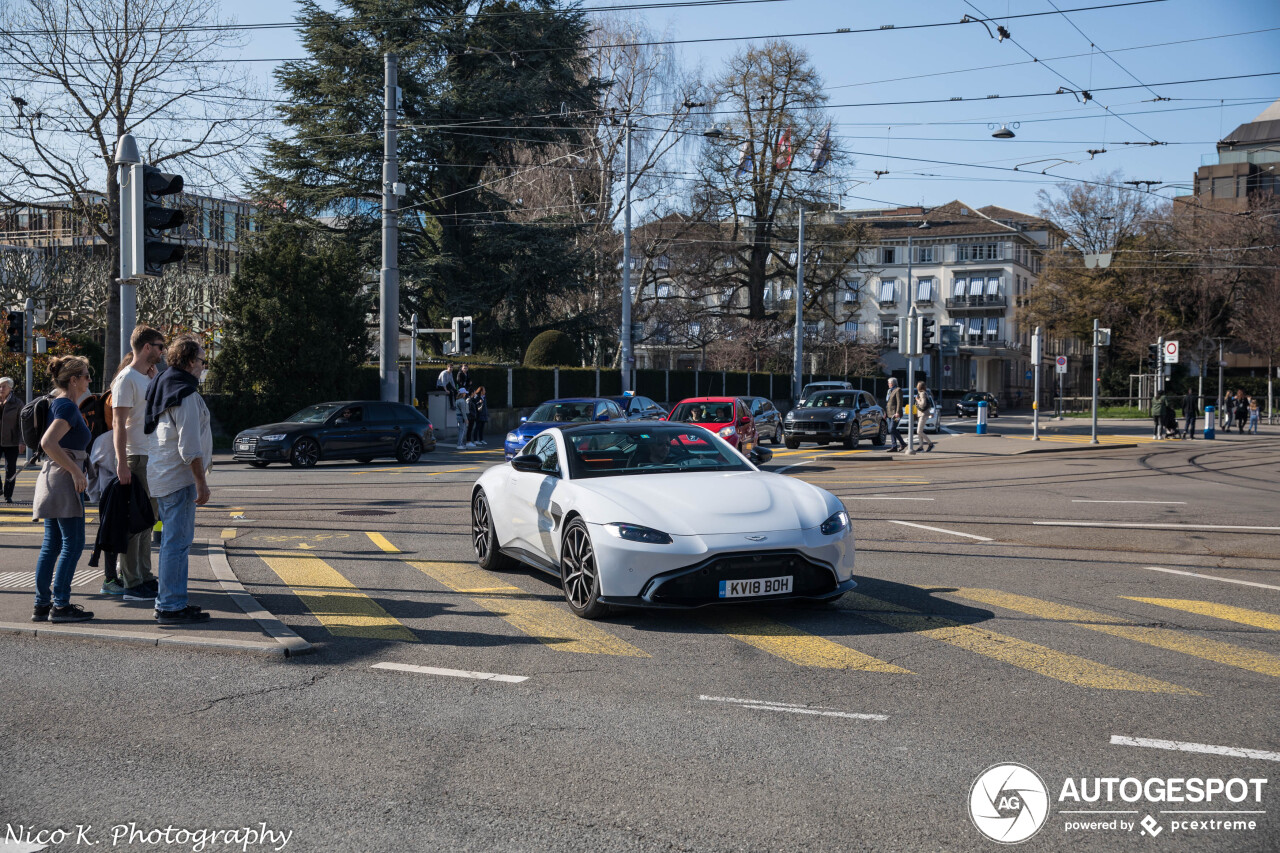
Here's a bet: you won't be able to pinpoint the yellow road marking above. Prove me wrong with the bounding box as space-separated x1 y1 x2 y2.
702 612 909 672
366 532 399 553
406 559 649 657
954 588 1280 678
839 592 1197 694
1123 598 1280 632
258 551 417 642
221 528 237 540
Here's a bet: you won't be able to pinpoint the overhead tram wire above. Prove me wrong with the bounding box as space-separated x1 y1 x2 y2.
1043 0 1166 101
0 0 1171 64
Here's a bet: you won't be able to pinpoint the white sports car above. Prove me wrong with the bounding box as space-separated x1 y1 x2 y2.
470 422 857 619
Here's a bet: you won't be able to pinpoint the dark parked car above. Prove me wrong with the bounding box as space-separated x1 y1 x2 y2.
744 396 783 445
606 394 669 421
784 390 887 449
955 391 1000 418
233 401 436 468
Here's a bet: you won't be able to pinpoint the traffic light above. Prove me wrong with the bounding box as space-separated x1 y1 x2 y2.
5 311 23 354
123 163 185 278
917 316 936 349
898 317 915 356
458 315 473 355
884 321 899 351
1146 343 1160 373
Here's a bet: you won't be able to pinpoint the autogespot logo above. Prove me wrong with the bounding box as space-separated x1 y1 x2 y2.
969 763 1051 844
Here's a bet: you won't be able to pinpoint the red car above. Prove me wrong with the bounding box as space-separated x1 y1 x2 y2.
668 397 758 455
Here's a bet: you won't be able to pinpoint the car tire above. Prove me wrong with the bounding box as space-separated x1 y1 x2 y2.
772 425 782 445
561 518 609 619
871 420 887 447
472 490 517 572
396 435 424 463
289 438 320 468
784 436 800 449
249 461 269 468
355 457 375 464
842 430 857 450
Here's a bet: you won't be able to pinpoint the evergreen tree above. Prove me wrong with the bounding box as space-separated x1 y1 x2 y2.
211 220 371 423
256 0 599 357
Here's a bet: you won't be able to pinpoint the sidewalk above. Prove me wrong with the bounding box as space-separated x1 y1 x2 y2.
0 526 310 657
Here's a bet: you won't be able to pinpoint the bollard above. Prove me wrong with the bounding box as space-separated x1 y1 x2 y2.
1204 405 1215 440
976 400 988 435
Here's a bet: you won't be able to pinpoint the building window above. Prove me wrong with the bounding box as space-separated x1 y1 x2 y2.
781 288 793 300
916 278 934 301
952 279 966 297
843 290 856 303
986 317 1000 340
986 276 1001 296
656 284 671 298
968 317 982 338
688 322 701 337
915 245 935 263
882 246 897 265
959 242 1000 261
878 280 895 303
844 320 858 336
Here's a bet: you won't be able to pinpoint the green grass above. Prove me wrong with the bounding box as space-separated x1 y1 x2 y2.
1063 406 1151 419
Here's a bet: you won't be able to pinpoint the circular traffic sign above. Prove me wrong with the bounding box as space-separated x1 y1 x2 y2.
1055 356 1067 367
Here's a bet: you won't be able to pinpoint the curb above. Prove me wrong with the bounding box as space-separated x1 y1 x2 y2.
0 539 312 658
1015 442 1137 455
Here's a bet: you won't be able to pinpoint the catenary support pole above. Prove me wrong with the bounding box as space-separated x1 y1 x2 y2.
379 53 400 403
1032 326 1041 441
793 207 804 403
621 116 633 394
1091 319 1100 445
409 312 417 407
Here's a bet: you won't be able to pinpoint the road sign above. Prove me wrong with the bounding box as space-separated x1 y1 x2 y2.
1025 369 1033 381
1055 355 1068 374
1095 327 1111 347
943 364 952 375
1164 340 1179 363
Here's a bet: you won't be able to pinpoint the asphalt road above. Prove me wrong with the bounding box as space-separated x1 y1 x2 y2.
2 418 1278 853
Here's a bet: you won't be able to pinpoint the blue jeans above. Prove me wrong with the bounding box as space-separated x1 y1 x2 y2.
34 516 85 608
888 417 906 448
156 483 197 612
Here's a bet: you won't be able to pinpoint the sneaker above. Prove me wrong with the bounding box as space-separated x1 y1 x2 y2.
155 605 210 625
32 604 50 622
50 603 93 623
456 444 465 450
100 579 127 596
466 442 478 448
122 584 157 601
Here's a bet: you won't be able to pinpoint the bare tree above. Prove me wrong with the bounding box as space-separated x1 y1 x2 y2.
0 0 267 373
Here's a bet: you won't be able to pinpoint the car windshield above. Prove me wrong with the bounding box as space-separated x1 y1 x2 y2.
285 404 343 424
564 426 753 478
528 401 597 423
962 393 983 402
803 392 857 408
670 402 734 423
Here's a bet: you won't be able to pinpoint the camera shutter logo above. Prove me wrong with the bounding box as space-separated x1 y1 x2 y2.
969 763 1050 843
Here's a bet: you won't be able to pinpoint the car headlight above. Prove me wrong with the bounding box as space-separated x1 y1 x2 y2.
604 522 673 545
506 432 520 445
719 426 736 438
784 412 795 421
260 434 286 442
820 510 849 536
834 411 849 420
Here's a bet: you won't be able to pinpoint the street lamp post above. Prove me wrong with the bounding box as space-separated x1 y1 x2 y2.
621 115 633 394
793 207 804 403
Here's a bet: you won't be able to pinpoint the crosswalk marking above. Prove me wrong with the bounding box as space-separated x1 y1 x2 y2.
0 569 96 588
365 532 399 553
953 588 1280 678
257 551 417 642
406 559 649 657
1122 598 1280 632
838 592 1198 694
701 612 910 672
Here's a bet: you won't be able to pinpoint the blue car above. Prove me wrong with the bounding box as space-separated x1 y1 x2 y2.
605 394 669 421
503 397 628 460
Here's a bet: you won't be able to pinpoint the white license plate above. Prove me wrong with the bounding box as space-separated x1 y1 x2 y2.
802 430 817 435
236 443 251 452
718 576 793 598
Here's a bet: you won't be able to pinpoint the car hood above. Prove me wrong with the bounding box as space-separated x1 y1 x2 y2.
511 421 560 440
578 470 836 535
237 422 312 437
788 407 852 420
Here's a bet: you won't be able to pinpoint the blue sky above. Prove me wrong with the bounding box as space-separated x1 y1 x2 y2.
221 0 1280 217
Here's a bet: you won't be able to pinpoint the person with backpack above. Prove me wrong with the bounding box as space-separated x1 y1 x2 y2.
108 325 165 599
0 377 24 503
31 355 95 624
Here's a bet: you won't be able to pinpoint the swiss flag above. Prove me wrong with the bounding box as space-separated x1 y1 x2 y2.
774 126 794 170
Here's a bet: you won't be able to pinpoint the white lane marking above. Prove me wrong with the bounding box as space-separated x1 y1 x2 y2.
1072 499 1186 505
844 496 935 501
775 459 813 475
1034 521 1280 532
1111 735 1280 763
887 519 993 542
222 488 275 492
371 662 528 683
1140 566 1280 592
699 695 887 721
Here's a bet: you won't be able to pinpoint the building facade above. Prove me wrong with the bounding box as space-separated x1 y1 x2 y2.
1185 98 1280 212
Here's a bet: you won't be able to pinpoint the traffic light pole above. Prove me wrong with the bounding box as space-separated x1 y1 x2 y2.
904 234 916 455
793 206 804 404
23 298 32 462
621 116 633 394
379 53 400 404
1091 319 1100 445
1032 326 1041 441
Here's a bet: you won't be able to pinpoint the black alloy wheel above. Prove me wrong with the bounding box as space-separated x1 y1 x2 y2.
289 438 320 468
471 490 516 571
772 424 782 445
784 436 800 449
871 419 887 446
842 426 858 450
396 435 423 463
561 519 608 619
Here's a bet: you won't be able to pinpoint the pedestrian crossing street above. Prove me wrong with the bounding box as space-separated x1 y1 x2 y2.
244 532 1280 695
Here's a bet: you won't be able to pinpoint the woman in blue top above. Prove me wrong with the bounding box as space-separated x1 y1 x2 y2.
31 355 94 623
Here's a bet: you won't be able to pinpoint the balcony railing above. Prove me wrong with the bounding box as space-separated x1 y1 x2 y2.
946 294 1007 310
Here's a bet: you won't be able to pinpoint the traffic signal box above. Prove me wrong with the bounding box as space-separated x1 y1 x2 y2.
122 164 185 278
5 311 23 353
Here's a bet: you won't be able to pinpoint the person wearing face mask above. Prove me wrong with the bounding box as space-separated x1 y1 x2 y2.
0 377 24 503
30 355 94 624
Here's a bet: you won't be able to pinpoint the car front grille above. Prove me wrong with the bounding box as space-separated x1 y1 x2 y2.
788 420 832 432
642 550 837 606
234 437 258 453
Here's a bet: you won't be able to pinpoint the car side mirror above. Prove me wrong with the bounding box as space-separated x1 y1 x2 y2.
520 416 528 423
511 454 542 473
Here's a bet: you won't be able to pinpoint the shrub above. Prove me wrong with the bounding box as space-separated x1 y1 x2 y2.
524 330 578 366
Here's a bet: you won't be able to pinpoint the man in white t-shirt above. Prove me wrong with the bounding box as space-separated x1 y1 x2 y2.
109 325 166 599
